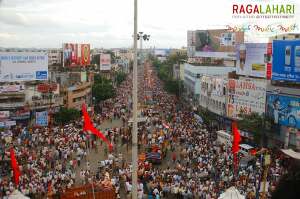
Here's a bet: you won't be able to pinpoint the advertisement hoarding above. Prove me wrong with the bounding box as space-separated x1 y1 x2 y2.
0 120 16 128
227 79 266 119
0 52 48 82
266 94 300 129
100 54 111 71
37 83 58 93
80 44 90 66
187 29 243 53
0 111 10 119
63 43 78 67
36 111 48 126
0 84 25 93
272 40 300 82
10 109 30 120
63 43 90 67
236 43 272 78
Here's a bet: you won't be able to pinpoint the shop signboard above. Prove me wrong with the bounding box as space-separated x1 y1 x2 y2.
227 79 266 119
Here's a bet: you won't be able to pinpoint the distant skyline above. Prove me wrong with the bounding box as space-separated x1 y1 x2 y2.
0 0 299 48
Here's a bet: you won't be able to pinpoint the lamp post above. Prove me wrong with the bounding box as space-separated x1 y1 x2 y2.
137 32 150 63
132 0 138 198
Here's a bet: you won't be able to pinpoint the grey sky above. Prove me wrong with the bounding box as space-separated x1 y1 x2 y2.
0 0 299 48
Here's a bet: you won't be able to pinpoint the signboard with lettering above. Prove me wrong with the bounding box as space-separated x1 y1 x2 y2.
227 79 266 119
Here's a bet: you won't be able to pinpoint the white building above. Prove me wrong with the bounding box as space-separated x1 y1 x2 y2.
184 63 234 97
199 76 227 116
48 49 62 66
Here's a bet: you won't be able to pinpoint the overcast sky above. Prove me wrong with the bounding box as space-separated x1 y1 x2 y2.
0 0 299 48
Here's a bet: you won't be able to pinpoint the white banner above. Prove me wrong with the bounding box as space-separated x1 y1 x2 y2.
0 120 16 127
0 84 25 93
0 52 48 82
100 54 111 71
0 111 10 119
227 79 266 119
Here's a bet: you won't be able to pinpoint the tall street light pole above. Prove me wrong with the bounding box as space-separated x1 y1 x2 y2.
132 0 138 198
137 32 150 63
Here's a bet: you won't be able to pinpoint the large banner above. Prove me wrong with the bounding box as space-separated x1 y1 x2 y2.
272 40 300 82
100 54 111 71
236 43 272 78
0 120 16 128
227 79 266 119
187 29 243 53
78 44 90 66
267 94 300 129
63 43 90 67
36 111 48 126
0 52 48 82
0 84 25 93
10 109 30 120
0 111 9 119
63 43 78 67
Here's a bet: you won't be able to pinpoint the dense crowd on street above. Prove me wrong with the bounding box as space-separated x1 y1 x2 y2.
0 74 133 198
0 61 292 199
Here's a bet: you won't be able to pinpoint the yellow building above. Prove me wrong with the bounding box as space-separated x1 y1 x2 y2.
64 81 92 110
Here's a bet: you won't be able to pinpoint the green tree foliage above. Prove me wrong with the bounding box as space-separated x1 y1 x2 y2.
115 72 127 86
166 52 187 65
238 113 265 146
92 74 116 103
197 108 217 126
54 108 81 125
91 54 100 65
152 56 184 96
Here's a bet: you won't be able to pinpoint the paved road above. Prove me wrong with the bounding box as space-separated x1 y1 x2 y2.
75 119 125 180
74 117 183 198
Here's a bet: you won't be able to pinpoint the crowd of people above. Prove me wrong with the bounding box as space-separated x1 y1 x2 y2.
0 71 133 198
107 62 289 199
0 61 292 199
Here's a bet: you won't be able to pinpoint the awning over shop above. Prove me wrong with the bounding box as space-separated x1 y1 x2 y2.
281 149 300 160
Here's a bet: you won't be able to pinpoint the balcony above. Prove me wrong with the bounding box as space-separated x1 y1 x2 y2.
28 97 64 109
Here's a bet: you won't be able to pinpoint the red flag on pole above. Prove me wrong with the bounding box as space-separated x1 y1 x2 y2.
232 121 241 172
82 104 113 151
10 148 21 185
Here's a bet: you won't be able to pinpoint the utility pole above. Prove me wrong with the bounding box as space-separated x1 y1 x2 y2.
132 0 138 198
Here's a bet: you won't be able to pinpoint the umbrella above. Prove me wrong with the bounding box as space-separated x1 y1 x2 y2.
218 187 245 199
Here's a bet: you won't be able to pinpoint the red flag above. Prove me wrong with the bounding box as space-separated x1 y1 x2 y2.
232 121 241 172
82 104 113 151
10 148 21 185
232 121 241 154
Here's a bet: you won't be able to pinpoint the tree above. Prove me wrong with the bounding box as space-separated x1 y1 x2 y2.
91 54 100 65
54 108 81 125
197 108 217 126
92 74 116 104
115 72 127 86
238 113 265 146
152 56 184 96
